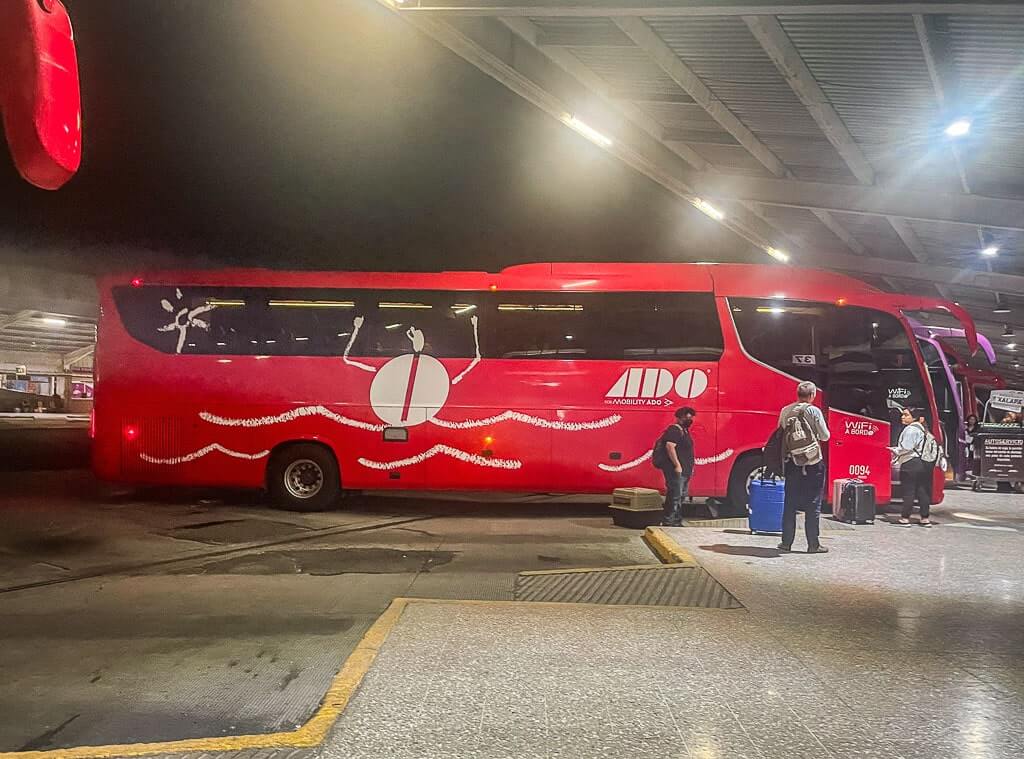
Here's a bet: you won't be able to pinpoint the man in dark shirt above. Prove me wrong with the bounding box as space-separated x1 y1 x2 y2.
657 406 696 527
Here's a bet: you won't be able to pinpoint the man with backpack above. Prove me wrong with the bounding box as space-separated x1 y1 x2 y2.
778 381 831 554
653 406 696 527
891 407 936 526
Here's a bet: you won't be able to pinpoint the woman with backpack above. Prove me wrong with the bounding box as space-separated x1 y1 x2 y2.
892 407 933 527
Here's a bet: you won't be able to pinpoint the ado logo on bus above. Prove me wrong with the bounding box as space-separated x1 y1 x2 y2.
604 367 709 406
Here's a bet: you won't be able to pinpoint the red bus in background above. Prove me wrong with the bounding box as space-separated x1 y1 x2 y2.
92 263 976 512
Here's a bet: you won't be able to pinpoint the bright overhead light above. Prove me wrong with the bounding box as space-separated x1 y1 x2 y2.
766 247 790 263
692 198 725 221
944 119 971 137
1004 325 1015 338
42 317 66 327
994 307 1012 314
981 246 999 257
561 114 613 148
1006 343 1017 350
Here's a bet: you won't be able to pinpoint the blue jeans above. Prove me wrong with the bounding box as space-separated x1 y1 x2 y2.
661 468 690 525
782 461 824 549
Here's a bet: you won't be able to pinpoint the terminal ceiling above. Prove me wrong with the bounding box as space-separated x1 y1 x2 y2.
381 0 1024 383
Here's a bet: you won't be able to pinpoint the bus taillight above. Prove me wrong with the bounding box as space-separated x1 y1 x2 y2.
123 424 139 441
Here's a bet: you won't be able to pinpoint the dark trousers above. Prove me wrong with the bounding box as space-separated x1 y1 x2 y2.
900 460 932 519
661 468 690 526
782 461 824 549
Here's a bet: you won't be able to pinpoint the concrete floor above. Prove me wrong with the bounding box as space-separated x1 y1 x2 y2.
322 490 1024 759
0 472 652 751
2 473 1023 758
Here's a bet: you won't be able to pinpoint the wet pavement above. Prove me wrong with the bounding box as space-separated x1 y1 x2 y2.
0 472 649 751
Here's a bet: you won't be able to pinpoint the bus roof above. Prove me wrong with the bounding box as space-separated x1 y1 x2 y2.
101 261 880 299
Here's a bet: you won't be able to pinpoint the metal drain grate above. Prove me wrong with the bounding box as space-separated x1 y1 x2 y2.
683 517 855 531
515 565 743 609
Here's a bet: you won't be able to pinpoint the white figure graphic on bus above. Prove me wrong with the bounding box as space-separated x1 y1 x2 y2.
341 313 481 427
158 288 216 354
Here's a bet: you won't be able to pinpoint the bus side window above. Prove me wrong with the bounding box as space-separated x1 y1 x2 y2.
490 292 723 361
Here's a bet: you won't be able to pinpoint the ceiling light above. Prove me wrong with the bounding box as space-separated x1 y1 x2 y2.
42 317 66 327
1003 325 1014 338
561 114 613 148
944 119 971 138
981 246 999 257
1006 343 1017 350
994 307 1012 314
692 198 725 221
766 247 790 263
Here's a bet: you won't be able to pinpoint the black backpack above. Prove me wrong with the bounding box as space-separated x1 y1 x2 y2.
762 427 784 478
651 424 681 469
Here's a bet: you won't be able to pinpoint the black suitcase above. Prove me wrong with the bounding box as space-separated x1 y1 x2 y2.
836 482 875 524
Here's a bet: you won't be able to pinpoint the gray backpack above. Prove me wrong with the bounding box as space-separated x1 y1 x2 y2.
913 422 940 465
783 404 821 466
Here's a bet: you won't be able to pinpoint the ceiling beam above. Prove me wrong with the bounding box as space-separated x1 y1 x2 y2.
500 17 715 173
887 216 929 265
743 15 875 185
696 173 1024 231
62 345 95 369
612 17 788 177
814 250 1024 299
609 91 696 104
399 2 1024 18
0 310 37 332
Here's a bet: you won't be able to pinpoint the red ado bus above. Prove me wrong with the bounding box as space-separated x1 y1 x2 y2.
93 263 977 511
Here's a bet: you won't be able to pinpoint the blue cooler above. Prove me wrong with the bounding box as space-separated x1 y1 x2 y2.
748 478 785 534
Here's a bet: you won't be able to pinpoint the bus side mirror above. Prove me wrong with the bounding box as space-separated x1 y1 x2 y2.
0 0 81 190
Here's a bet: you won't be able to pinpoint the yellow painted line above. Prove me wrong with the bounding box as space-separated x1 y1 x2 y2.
0 598 411 759
643 526 698 566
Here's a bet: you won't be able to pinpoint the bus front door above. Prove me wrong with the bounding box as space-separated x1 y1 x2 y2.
827 408 891 504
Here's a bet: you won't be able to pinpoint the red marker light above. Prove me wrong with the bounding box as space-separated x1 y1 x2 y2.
130 277 144 288
123 424 138 441
489 284 498 292
484 436 494 446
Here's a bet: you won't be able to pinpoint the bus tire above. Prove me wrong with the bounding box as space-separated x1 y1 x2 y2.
726 452 765 517
267 443 342 512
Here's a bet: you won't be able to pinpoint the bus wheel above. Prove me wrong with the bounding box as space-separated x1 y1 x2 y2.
268 443 342 512
726 453 764 517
